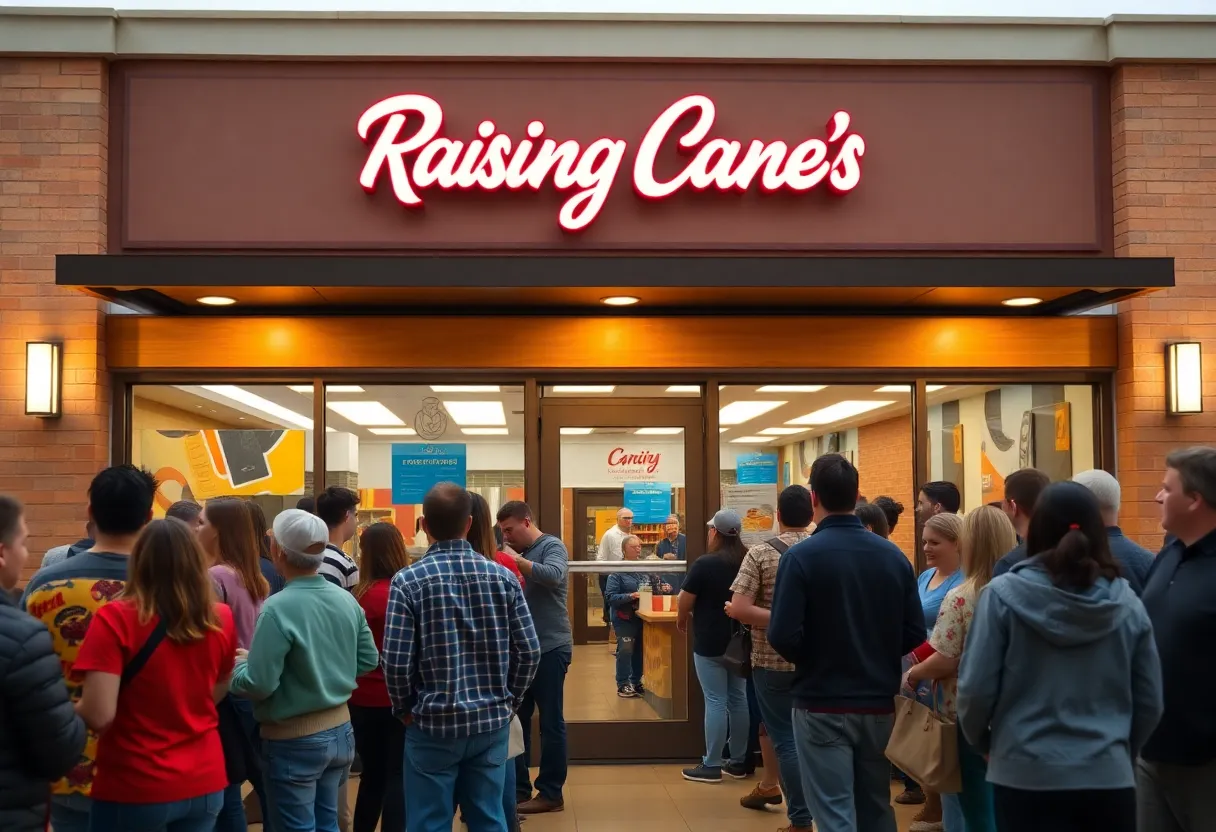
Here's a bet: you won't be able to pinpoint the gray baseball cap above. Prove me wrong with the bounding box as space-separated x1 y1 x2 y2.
707 508 742 537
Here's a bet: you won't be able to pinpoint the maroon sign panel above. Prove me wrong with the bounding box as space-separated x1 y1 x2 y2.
114 63 1109 253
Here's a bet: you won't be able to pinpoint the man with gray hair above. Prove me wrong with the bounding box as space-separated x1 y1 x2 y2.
230 508 379 832
1072 468 1153 595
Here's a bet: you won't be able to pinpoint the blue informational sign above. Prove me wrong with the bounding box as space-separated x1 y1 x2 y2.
391 443 467 504
737 453 779 485
623 481 672 524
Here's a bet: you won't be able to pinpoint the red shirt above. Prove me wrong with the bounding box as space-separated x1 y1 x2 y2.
74 600 236 803
351 579 391 708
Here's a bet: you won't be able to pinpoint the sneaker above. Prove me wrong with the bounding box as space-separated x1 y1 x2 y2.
681 764 723 783
633 682 645 695
739 783 783 810
895 788 926 805
617 684 639 698
723 761 750 780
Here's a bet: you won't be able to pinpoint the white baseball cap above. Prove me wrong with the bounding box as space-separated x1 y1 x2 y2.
272 509 328 559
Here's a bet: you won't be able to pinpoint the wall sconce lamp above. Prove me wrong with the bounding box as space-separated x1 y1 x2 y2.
25 341 63 418
1166 342 1203 416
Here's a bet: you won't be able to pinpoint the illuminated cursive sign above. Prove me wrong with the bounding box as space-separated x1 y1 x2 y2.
607 447 663 476
357 94 865 232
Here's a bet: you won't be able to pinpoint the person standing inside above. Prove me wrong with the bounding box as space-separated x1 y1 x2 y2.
957 482 1162 832
597 508 633 627
603 534 653 699
1138 447 1216 832
656 513 687 593
725 485 816 832
21 465 157 832
496 501 572 815
350 523 410 832
991 468 1051 577
73 518 238 832
317 486 361 590
679 508 750 784
0 495 87 832
1072 469 1153 595
384 484 540 832
229 509 379 832
769 454 924 832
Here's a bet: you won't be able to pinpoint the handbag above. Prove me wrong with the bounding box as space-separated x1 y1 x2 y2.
884 685 961 794
720 622 752 678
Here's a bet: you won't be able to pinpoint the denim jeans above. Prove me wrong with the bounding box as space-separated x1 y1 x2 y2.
752 667 813 828
89 791 224 832
943 724 994 832
693 652 749 768
612 618 643 687
51 796 92 832
515 646 571 802
262 722 356 832
503 753 519 832
792 709 897 832
404 722 511 832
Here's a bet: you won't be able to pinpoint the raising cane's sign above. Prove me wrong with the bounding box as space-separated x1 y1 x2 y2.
357 94 866 232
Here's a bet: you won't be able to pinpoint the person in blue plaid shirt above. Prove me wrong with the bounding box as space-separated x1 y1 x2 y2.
383 483 541 832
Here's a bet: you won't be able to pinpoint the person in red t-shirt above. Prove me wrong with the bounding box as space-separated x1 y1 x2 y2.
75 517 237 832
350 522 411 832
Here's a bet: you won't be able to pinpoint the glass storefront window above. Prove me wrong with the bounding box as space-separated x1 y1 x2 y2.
927 383 1097 512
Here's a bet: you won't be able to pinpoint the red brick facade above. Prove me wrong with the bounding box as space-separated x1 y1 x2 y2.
1113 64 1216 550
858 416 916 559
0 58 109 581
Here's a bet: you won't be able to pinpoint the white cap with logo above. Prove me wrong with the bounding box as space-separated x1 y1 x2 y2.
272 508 329 562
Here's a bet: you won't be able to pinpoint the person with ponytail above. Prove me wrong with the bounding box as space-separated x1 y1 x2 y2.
957 482 1163 832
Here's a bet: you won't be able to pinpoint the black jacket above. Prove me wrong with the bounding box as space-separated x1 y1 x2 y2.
0 589 87 832
768 514 924 711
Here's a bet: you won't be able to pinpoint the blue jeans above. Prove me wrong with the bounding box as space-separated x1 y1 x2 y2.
693 652 748 768
515 646 571 802
262 722 356 832
404 722 510 832
51 796 92 832
503 753 518 831
89 791 223 831
943 724 994 832
612 618 643 687
752 668 813 828
792 710 896 832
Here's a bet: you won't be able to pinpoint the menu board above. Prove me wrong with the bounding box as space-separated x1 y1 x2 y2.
722 484 779 547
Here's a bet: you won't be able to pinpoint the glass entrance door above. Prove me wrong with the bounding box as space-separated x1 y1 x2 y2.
539 394 706 761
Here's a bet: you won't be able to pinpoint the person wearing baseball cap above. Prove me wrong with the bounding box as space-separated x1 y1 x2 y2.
229 509 379 832
678 507 751 783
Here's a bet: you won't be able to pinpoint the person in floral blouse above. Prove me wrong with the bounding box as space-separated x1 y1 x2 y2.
905 505 1017 832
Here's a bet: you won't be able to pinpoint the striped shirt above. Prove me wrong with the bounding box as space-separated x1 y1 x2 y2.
319 543 359 590
382 540 541 738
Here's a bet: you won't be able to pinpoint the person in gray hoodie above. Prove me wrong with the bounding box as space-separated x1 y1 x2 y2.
957 481 1163 832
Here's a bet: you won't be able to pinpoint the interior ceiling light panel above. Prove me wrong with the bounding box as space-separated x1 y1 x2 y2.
718 400 786 425
786 400 895 426
443 400 507 426
325 400 405 426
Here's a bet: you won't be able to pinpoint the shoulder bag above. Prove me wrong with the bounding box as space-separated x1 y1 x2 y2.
122 615 169 685
885 683 961 793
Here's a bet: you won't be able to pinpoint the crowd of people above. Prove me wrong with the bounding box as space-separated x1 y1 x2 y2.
0 446 1213 832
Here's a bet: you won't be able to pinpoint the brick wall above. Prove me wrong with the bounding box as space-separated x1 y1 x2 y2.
0 58 109 580
857 415 916 560
1113 65 1216 551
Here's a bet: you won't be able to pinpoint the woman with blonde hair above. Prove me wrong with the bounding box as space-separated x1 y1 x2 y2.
906 505 1017 832
350 522 410 832
74 518 237 831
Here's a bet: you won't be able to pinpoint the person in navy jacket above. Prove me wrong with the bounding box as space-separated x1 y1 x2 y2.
605 535 673 699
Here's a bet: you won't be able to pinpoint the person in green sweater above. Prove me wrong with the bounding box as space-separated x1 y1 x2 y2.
230 509 379 832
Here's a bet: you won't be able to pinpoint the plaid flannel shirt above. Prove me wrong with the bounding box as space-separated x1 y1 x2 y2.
383 539 541 738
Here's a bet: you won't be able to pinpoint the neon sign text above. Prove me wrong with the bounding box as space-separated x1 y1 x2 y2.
357 94 865 232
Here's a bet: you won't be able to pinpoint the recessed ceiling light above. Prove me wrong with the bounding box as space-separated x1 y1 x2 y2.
786 400 896 426
551 386 616 394
197 296 236 306
288 385 365 394
1002 297 1042 307
462 428 509 436
443 400 506 426
326 401 405 426
731 436 773 444
875 385 946 394
431 386 501 393
201 385 314 430
666 385 701 394
756 385 827 393
635 427 684 435
601 296 639 306
759 427 806 435
369 428 417 436
719 400 786 426
560 427 595 435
